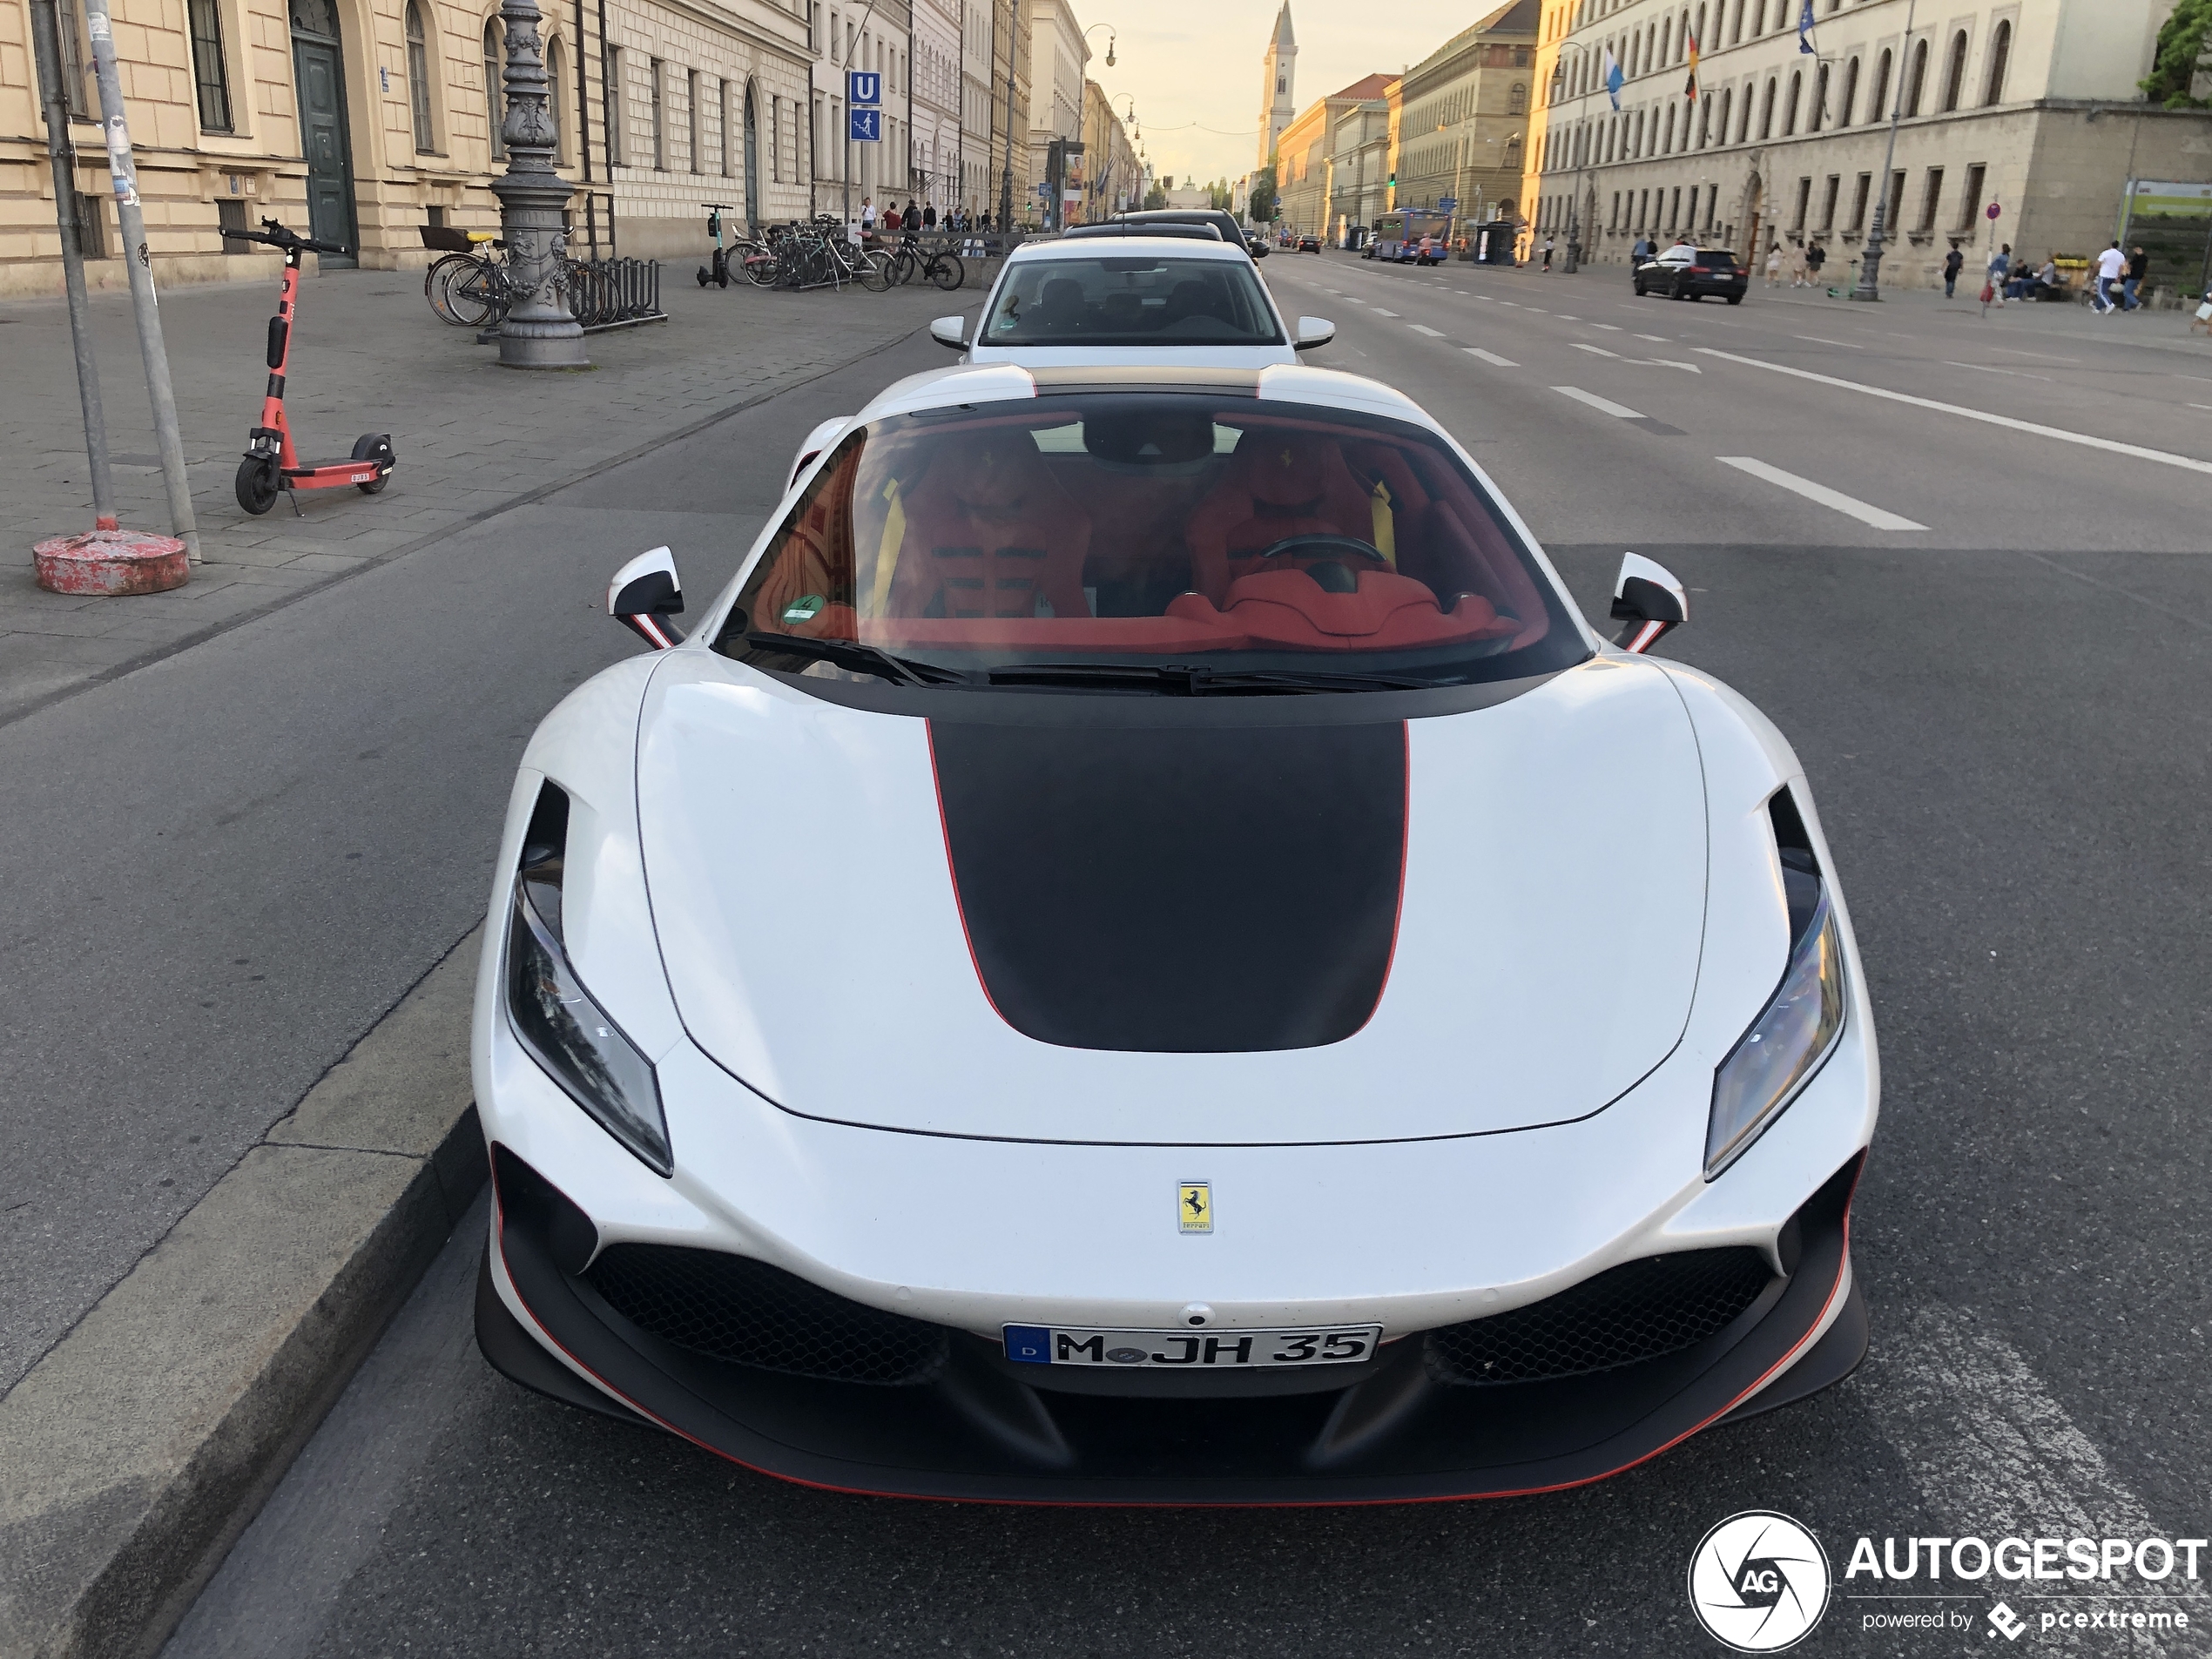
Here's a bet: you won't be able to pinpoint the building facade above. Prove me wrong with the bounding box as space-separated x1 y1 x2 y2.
1393 0 1538 232
806 0 911 226
1024 0 1082 227
2 0 823 293
907 0 958 213
1258 1 1294 169
1272 72 1392 242
1078 75 1135 219
1527 0 2212 291
1327 85 1394 245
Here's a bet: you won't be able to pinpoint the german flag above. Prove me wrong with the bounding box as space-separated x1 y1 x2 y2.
1683 26 1700 103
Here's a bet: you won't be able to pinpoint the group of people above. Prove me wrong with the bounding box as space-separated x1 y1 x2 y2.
1757 239 1827 288
1949 240 2150 312
856 198 990 236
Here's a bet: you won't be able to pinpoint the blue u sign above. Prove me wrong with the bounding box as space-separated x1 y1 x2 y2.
848 107 881 142
847 70 880 107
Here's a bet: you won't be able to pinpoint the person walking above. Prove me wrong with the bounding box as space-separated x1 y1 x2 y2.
1541 234 1555 272
1942 243 1964 298
2092 240 2126 314
2124 245 2148 311
1805 239 1828 287
922 203 938 230
1787 239 1810 287
1764 242 1783 287
860 197 876 238
1984 242 2011 311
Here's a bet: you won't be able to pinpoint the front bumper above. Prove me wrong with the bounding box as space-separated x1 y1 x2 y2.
480 1146 1865 1503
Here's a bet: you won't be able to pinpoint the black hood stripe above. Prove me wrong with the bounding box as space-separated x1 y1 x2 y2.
927 717 1409 1054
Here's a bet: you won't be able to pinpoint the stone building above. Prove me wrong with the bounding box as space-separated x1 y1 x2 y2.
1393 0 1537 228
1526 0 2212 291
806 0 912 226
0 0 837 293
907 0 958 214
1024 0 1081 227
1327 84 1393 245
957 0 1025 221
1272 72 1391 242
1078 74 1134 219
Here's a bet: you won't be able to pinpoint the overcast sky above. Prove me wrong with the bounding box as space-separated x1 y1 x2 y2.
1076 2 1498 192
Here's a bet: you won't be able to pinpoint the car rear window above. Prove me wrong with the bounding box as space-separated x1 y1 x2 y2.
715 395 1586 693
1694 251 1740 267
983 256 1284 347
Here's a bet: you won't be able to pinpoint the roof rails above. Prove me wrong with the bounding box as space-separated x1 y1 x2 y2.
1061 222 1223 242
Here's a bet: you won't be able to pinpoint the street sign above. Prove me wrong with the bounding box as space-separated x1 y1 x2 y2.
1438 197 1456 211
1986 201 2001 220
847 70 880 107
848 107 881 142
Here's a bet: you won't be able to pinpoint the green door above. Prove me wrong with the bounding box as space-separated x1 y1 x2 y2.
289 0 357 263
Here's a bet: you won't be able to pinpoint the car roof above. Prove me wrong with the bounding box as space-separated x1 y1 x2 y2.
854 361 1433 428
1003 235 1252 264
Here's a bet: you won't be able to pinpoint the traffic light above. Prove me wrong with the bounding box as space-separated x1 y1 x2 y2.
1387 172 1396 187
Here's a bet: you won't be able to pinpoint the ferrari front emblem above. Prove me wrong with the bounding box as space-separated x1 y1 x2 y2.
1178 1180 1213 1234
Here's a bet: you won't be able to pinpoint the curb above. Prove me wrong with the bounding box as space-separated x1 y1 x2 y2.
0 927 486 1659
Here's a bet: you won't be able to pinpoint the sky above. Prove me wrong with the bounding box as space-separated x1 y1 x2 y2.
1074 1 1507 192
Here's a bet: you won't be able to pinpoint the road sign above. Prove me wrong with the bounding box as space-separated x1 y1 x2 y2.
848 107 881 142
847 70 880 107
1438 197 1457 211
1986 201 2001 220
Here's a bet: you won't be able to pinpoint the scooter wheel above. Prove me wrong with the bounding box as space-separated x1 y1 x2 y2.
717 270 730 288
352 434 393 496
235 456 280 516
698 267 711 287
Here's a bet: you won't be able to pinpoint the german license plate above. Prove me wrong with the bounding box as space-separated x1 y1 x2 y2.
1002 1324 1382 1369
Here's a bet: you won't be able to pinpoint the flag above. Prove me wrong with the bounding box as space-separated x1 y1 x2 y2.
1602 44 1624 111
1797 0 1817 53
1683 27 1699 102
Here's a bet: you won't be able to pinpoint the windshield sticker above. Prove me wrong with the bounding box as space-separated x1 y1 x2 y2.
781 594 826 625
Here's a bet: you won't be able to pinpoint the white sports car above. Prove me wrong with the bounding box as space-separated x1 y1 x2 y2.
472 359 1878 1502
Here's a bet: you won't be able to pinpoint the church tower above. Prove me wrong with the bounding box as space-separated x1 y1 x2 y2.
1258 3 1296 169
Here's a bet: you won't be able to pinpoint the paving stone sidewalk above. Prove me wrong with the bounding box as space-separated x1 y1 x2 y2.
0 266 972 722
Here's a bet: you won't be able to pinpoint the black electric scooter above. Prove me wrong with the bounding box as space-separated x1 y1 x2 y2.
698 203 738 288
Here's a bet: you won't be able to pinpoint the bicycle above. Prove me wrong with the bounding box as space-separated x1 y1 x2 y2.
884 236 965 291
427 234 515 327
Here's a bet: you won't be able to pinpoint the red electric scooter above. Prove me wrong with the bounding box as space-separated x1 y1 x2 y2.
220 218 396 515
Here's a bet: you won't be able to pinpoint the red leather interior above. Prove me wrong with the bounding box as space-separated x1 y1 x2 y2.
887 429 1093 620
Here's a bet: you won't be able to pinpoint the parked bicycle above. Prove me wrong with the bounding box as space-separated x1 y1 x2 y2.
424 231 510 326
882 235 965 291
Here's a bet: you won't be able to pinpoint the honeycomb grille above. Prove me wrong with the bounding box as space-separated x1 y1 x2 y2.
1426 1248 1773 1386
586 1244 949 1386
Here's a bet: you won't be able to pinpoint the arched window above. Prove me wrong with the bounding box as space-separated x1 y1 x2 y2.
1905 37 1928 116
1870 47 1892 122
1730 0 1744 44
546 34 566 162
1697 92 1711 147
1941 30 1967 111
1718 86 1732 145
1810 63 1827 132
1758 75 1775 138
1509 81 1527 113
1695 3 1707 52
404 0 434 152
1662 17 1673 64
1663 100 1676 152
1784 68 1801 134
1838 56 1858 126
483 20 504 159
1985 20 2012 104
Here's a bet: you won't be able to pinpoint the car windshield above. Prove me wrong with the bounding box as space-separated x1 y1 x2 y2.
715 394 1586 692
982 257 1283 347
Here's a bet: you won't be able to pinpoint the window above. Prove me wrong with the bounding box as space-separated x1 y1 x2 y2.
1869 49 1891 122
1838 57 1858 127
1818 174 1838 230
604 46 624 165
1718 86 1732 145
1984 20 2012 105
686 66 699 172
485 23 504 160
1917 166 1942 232
1846 172 1869 231
547 36 565 162
188 0 233 132
1810 64 1826 132
403 2 434 151
217 195 247 246
1784 70 1801 135
1958 161 1986 230
650 56 664 169
1941 30 1967 111
1758 76 1775 138
1885 169 1905 233
1905 38 1927 117
1791 175 1810 231
721 78 732 177
55 0 96 118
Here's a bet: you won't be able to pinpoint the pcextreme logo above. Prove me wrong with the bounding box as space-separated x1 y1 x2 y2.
1689 1511 1833 1652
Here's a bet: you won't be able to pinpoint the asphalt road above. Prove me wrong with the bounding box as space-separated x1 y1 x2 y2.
34 256 2212 1656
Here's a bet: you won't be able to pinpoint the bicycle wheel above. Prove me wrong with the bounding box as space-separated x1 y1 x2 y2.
734 240 775 287
445 260 503 327
856 250 893 293
424 253 472 324
929 251 965 292
427 255 487 326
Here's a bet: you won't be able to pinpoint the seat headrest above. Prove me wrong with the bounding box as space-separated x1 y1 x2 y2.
947 430 1047 511
1237 433 1332 507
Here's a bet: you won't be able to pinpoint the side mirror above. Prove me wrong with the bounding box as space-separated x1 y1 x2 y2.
1610 553 1688 653
787 416 848 490
1248 239 1270 258
929 315 968 351
608 545 684 649
1292 316 1335 352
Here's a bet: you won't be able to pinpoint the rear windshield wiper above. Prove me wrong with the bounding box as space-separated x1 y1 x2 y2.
743 632 968 687
984 662 1441 694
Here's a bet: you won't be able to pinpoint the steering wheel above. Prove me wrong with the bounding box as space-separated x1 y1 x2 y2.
1254 533 1388 563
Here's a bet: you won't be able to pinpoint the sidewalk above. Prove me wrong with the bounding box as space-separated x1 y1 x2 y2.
1 266 968 722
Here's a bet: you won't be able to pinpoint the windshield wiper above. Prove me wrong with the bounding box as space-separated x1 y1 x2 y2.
984 662 1440 694
742 632 968 687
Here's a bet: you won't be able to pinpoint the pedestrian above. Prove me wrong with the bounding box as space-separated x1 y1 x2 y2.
882 203 900 233
1788 239 1810 287
1631 233 1651 263
2092 239 2125 314
1806 239 1827 287
1985 242 2011 308
1541 235 1554 272
1942 243 1964 299
860 197 876 236
923 202 938 229
2124 245 2148 311
905 199 919 229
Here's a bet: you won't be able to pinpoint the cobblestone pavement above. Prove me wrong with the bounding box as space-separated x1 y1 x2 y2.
0 265 971 721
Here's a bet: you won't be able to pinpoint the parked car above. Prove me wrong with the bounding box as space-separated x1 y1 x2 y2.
1108 208 1266 259
1634 245 1749 303
477 358 1878 1503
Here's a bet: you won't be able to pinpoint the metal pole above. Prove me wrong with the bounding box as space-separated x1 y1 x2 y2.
998 0 1015 231
491 0 588 366
28 0 116 530
843 0 882 233
79 0 198 560
1851 0 1915 301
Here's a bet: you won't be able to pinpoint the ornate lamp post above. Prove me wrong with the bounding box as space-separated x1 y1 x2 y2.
1851 0 1916 301
1548 42 1594 273
490 0 587 368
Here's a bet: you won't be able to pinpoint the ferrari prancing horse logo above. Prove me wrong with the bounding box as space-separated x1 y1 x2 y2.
1178 1180 1213 1234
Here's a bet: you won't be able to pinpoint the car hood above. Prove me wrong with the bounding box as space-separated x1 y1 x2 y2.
635 654 1708 1146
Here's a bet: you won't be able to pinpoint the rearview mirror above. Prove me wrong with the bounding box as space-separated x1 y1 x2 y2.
1293 316 1335 352
608 546 684 649
1610 553 1688 653
929 315 968 351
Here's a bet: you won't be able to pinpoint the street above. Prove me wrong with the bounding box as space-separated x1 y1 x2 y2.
90 253 2211 1655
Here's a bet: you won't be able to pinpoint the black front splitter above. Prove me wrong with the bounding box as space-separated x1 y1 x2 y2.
477 1152 1866 1504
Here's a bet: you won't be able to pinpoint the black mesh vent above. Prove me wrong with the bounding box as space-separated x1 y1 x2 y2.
586 1244 949 1386
1426 1248 1774 1386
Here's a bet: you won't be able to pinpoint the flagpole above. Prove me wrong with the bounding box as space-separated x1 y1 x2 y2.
1851 0 1915 300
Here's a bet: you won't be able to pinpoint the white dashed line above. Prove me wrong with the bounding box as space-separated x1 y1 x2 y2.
1408 324 1446 337
1554 386 1646 419
1572 343 1622 358
1498 300 1520 307
1716 456 1928 529
1592 323 1624 331
2191 402 2212 412
1554 314 1580 320
1634 334 1669 342
1525 307 1549 314
1945 361 2053 382
1795 334 1865 348
1370 307 1399 317
1464 347 1517 367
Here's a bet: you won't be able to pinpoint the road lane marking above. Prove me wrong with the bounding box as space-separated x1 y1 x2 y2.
1696 347 2212 478
1554 386 1645 418
1592 322 1624 330
1408 324 1446 336
1635 334 1670 342
1716 456 1927 529
1554 314 1580 320
1525 307 1549 313
1945 361 2053 382
1464 347 1518 366
2190 402 2212 412
1637 359 1703 373
1795 334 1865 348
1573 343 1622 357
1371 307 1399 317
1498 300 1520 307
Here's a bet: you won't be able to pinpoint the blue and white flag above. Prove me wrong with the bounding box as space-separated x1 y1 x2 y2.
1797 0 1817 53
1602 44 1624 110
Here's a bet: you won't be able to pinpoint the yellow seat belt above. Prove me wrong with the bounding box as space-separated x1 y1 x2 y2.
868 477 906 617
1368 478 1397 569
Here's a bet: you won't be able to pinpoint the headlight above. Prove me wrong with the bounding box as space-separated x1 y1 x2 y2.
506 877 672 1177
1704 886 1846 1178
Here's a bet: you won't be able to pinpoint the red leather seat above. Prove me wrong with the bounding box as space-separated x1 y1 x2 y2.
886 430 1092 622
1187 432 1383 604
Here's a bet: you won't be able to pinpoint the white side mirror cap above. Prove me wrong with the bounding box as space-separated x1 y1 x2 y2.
1610 551 1689 653
929 315 968 350
1293 316 1335 351
608 546 684 649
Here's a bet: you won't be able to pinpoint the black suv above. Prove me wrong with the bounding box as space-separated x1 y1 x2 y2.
1109 209 1266 259
1633 246 1747 303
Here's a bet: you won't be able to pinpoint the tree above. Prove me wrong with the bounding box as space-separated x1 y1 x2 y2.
1142 182 1167 210
1208 177 1231 211
2141 0 2212 107
1249 162 1278 225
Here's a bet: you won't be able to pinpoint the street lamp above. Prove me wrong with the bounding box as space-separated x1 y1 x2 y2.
1084 23 1116 68
1851 0 1918 300
489 0 586 368
1545 42 1601 273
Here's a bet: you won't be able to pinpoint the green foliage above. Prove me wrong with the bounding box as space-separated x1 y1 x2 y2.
1250 162 1278 225
2141 0 2212 107
1142 184 1167 211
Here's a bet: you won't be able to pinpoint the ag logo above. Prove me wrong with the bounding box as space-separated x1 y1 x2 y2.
1688 1511 1831 1652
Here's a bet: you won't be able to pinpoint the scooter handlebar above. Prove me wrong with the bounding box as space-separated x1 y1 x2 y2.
219 218 351 256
